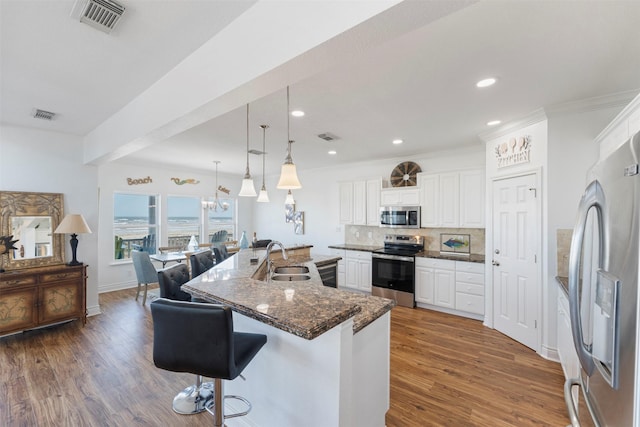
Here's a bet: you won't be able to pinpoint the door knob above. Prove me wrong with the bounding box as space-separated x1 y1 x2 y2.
494 249 500 254
492 260 500 266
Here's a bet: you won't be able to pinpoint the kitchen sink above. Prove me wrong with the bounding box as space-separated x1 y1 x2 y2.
271 274 311 281
273 266 309 275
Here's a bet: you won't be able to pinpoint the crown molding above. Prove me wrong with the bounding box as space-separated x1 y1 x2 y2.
478 108 547 142
478 89 640 143
545 89 638 117
595 89 640 145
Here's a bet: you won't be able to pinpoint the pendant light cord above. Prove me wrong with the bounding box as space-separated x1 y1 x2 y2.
245 104 251 177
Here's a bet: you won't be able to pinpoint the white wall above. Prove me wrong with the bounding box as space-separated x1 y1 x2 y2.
0 125 100 315
484 117 549 352
482 103 626 359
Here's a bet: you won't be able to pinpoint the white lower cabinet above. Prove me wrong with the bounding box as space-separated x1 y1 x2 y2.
454 261 484 315
344 250 372 293
557 287 580 381
415 257 484 318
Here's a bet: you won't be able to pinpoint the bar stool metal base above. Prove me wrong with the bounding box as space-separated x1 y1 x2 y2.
172 378 214 415
204 378 252 426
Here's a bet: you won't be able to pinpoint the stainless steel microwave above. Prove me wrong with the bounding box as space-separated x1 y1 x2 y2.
379 206 421 228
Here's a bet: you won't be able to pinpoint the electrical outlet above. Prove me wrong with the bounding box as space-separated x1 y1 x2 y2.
356 231 360 238
368 231 373 238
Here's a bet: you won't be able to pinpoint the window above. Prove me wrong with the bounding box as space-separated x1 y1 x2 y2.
167 195 201 248
206 198 235 244
114 193 158 259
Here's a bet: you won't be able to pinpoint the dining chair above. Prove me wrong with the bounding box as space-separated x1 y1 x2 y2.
213 244 230 264
131 250 159 305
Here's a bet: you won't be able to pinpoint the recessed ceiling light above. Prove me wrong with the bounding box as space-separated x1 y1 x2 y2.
392 139 403 145
328 150 337 155
291 110 305 117
487 120 501 126
476 77 497 88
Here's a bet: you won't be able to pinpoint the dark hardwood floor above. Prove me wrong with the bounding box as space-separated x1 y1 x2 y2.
1 288 569 426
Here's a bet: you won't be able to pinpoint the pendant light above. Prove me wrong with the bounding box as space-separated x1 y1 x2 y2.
284 190 295 205
239 104 257 197
256 124 270 202
203 161 229 211
276 86 302 189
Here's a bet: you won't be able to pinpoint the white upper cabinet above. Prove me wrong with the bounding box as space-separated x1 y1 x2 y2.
419 169 485 228
459 169 485 228
366 179 381 226
379 187 420 206
339 178 382 225
353 180 367 225
339 182 354 224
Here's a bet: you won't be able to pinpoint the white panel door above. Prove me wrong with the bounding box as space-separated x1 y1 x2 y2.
492 173 539 350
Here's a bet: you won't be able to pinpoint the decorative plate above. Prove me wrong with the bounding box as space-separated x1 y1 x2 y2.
390 161 422 187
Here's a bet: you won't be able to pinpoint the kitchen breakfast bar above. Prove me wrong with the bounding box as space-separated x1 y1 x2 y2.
181 245 395 427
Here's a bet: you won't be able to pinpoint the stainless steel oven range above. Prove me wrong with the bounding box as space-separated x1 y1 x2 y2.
371 234 424 308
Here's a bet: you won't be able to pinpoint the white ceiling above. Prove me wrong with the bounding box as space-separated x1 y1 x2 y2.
2 1 640 177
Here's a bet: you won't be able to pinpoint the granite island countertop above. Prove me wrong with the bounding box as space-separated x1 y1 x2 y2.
182 247 395 340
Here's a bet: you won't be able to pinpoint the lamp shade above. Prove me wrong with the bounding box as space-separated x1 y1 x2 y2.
285 190 295 205
239 177 257 197
277 163 302 189
54 214 92 234
257 186 270 202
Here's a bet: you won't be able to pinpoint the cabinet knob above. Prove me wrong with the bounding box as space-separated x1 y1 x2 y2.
494 249 500 254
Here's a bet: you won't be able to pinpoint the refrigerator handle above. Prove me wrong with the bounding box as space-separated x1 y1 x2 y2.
568 180 607 376
564 378 581 427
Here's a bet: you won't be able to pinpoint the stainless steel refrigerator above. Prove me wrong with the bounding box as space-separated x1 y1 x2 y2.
565 131 640 426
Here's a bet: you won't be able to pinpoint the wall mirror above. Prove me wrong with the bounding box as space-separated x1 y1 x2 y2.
0 191 65 270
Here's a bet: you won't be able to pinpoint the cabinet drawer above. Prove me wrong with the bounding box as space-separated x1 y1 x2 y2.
40 270 82 283
455 261 484 274
346 250 371 260
455 292 484 315
415 257 455 270
455 281 484 296
455 271 484 286
0 275 37 286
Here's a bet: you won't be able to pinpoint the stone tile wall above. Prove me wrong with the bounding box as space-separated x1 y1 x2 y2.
556 228 573 278
345 225 485 255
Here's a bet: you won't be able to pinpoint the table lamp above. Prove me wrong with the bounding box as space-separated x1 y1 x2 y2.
54 214 92 266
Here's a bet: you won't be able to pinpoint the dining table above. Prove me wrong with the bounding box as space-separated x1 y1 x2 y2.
149 251 189 268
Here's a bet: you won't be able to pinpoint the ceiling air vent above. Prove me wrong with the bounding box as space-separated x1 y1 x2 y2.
71 0 126 34
33 109 56 121
318 132 339 141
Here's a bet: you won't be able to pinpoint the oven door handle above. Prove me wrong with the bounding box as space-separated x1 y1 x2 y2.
372 253 414 263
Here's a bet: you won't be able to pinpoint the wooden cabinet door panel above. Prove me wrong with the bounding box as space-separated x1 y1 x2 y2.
39 281 83 324
0 287 38 334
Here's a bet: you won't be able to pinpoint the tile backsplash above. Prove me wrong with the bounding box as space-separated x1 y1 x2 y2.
557 229 572 278
345 225 485 255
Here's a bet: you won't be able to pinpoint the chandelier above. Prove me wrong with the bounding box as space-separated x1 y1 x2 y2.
203 161 229 211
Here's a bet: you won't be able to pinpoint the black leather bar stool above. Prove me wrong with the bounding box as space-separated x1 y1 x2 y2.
189 249 215 277
151 298 267 426
156 264 208 414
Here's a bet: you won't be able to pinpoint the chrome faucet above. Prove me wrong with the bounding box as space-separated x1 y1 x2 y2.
265 240 288 279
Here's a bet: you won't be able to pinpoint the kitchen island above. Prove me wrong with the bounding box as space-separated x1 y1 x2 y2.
182 246 395 427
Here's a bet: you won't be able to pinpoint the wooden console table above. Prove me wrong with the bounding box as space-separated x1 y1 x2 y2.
0 264 87 336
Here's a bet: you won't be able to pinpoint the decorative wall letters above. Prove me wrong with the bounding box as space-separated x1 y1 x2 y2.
495 135 532 169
